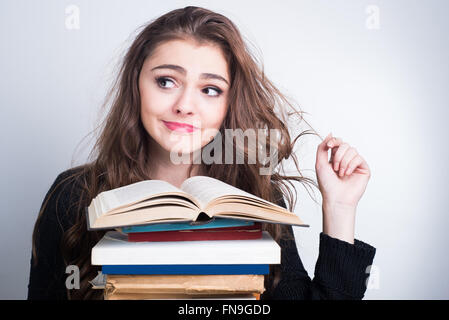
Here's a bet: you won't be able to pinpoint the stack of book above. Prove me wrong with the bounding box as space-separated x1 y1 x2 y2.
88 176 308 300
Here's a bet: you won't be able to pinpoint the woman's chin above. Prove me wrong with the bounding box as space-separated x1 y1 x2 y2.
162 144 201 158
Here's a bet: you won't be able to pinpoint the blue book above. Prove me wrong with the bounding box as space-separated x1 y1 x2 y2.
121 218 254 233
102 264 269 275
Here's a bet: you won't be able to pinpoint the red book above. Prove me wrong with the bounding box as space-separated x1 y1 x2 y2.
127 223 262 242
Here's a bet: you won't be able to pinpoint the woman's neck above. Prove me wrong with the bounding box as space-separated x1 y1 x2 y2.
148 138 205 188
149 161 203 188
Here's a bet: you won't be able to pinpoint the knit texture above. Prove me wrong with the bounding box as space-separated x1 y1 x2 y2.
27 169 376 300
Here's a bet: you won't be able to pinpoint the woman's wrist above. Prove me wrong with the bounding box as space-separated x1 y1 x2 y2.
322 201 356 244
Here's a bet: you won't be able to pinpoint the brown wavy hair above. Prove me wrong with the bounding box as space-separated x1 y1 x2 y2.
31 6 320 300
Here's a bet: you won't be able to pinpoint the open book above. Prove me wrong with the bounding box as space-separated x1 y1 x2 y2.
86 176 308 230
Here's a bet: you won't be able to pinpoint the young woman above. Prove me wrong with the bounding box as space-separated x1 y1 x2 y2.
28 6 376 300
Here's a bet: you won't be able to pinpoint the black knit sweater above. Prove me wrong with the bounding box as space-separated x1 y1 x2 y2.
27 169 376 300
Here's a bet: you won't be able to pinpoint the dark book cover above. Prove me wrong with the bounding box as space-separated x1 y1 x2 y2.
127 223 262 242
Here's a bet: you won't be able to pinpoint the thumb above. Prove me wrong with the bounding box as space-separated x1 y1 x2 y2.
316 133 333 169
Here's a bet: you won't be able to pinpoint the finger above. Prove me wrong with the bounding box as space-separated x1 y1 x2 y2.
328 137 342 164
323 133 334 149
332 142 350 172
348 154 371 176
344 155 364 176
339 148 358 177
329 142 339 163
327 136 343 149
316 133 334 167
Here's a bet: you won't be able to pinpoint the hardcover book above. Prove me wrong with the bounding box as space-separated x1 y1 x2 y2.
101 264 270 275
91 230 280 265
86 176 308 230
120 218 254 233
104 274 265 295
126 223 262 242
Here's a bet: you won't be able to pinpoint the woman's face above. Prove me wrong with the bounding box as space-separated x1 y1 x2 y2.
139 38 230 156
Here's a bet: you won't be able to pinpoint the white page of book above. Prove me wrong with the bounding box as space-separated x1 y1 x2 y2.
92 231 280 265
107 196 198 215
100 180 186 213
180 176 276 209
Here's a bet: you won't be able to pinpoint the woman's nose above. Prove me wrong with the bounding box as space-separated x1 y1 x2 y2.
173 86 196 115
175 105 193 115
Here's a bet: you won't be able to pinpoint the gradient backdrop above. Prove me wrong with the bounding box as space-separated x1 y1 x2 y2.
1 0 448 299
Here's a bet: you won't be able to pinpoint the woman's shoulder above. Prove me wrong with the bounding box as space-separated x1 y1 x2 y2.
53 166 87 184
48 167 87 200
39 166 89 228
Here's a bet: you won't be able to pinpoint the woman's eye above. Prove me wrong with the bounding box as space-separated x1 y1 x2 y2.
203 87 222 97
156 77 175 89
156 77 222 97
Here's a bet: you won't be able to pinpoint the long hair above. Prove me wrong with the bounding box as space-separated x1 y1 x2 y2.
31 6 320 299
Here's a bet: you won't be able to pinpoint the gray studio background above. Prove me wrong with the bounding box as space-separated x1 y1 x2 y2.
1 0 448 299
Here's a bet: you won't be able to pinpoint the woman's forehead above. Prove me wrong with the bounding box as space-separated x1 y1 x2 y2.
145 39 230 80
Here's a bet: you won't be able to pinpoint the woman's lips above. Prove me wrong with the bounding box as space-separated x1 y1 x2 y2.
162 120 198 133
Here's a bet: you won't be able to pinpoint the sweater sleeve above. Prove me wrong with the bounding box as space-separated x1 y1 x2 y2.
261 196 376 300
27 170 78 300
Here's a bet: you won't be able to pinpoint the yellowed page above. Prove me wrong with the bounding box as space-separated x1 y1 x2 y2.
104 292 258 300
91 205 197 229
107 195 199 215
207 202 307 227
105 274 265 294
180 176 281 210
97 180 194 215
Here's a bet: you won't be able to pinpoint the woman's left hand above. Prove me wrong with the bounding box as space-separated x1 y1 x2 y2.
315 133 371 208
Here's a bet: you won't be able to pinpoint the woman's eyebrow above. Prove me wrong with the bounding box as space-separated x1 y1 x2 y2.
151 64 229 86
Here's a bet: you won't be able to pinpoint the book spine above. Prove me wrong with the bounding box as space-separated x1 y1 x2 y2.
127 224 262 242
127 230 262 242
122 219 254 233
102 264 270 275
